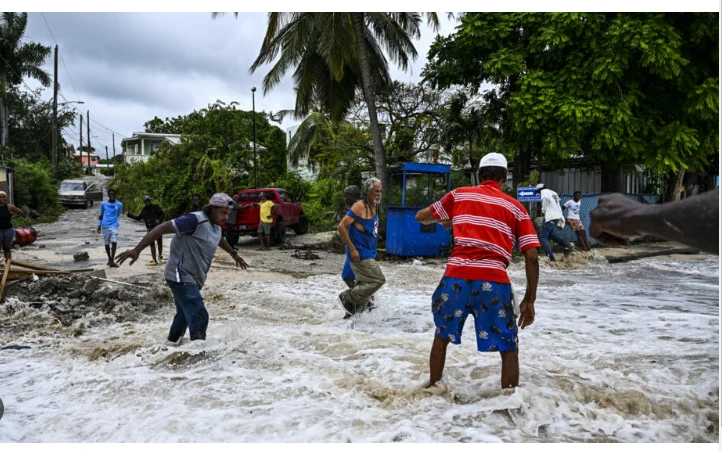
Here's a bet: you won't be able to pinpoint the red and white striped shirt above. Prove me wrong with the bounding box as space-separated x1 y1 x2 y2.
430 181 540 284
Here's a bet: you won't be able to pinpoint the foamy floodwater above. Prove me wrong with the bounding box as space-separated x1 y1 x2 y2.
0 254 718 442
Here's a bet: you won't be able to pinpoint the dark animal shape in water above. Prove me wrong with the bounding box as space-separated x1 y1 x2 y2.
1 345 32 351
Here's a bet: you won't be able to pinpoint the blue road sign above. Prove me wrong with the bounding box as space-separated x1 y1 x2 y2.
517 186 541 202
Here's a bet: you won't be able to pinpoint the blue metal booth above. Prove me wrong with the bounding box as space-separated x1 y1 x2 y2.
385 162 452 257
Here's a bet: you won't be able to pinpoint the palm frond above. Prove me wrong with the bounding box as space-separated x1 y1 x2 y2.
365 13 419 71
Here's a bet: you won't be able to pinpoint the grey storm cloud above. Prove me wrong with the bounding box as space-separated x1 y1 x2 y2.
20 12 455 143
27 13 285 106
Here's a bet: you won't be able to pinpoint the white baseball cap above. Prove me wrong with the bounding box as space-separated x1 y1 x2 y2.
479 152 508 169
535 183 545 190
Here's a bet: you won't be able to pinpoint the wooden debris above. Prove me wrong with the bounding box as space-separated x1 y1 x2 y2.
293 249 320 260
0 258 12 301
0 259 95 301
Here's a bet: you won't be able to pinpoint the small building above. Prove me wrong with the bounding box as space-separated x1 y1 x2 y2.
121 132 182 165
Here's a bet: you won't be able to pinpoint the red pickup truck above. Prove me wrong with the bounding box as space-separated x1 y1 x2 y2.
229 188 309 244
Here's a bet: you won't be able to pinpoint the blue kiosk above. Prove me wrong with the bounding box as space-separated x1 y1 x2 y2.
386 162 452 257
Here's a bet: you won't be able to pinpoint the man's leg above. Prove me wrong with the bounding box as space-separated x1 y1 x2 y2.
1 229 12 262
168 281 209 341
258 231 265 249
577 230 591 251
104 245 112 264
539 222 555 261
265 233 271 249
167 293 188 342
345 259 385 308
157 236 164 259
343 279 356 289
2 244 11 262
109 242 119 267
575 230 585 250
427 334 450 388
149 242 157 263
500 349 519 388
549 225 568 248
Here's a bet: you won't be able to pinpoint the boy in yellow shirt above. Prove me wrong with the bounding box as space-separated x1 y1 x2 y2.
258 192 278 250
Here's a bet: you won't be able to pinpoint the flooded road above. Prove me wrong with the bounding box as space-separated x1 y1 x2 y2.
0 179 718 443
16 175 152 272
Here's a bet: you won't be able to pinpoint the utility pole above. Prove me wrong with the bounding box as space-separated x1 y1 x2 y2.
252 86 257 190
52 45 58 177
112 133 115 176
79 113 83 172
105 145 109 175
86 110 90 175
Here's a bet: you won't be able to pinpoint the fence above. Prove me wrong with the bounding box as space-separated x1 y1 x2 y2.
555 193 662 246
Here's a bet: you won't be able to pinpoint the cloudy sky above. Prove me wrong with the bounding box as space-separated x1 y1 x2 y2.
16 12 458 154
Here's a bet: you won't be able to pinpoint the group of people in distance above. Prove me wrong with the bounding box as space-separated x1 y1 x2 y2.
95 153 716 390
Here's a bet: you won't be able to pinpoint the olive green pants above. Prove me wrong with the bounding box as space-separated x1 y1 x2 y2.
342 258 386 307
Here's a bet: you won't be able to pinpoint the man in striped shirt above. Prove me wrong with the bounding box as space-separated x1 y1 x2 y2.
415 152 540 389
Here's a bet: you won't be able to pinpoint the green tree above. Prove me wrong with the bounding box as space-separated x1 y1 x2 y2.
217 12 439 193
113 100 287 217
0 12 52 147
424 13 719 197
4 87 76 168
12 158 60 211
439 89 507 184
368 81 447 166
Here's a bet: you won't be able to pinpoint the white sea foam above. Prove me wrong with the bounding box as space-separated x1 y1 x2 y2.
0 255 718 442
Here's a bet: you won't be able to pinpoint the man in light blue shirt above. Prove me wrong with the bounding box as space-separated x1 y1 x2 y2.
96 188 123 267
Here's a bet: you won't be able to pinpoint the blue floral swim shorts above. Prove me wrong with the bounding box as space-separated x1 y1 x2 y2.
431 276 518 352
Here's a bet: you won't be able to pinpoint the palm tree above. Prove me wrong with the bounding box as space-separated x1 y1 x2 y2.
0 12 52 146
215 12 439 191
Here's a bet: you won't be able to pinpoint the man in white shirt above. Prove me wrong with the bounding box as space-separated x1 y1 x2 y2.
563 190 591 251
535 183 572 261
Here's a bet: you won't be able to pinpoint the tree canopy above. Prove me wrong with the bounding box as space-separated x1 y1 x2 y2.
111 100 287 217
423 13 719 191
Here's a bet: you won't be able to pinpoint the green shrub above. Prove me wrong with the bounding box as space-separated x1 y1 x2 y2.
12 158 61 212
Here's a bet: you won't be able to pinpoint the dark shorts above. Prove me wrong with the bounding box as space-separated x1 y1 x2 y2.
432 276 518 352
0 227 14 246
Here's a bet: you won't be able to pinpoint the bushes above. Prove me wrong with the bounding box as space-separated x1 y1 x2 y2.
300 178 347 233
12 158 60 211
270 171 313 202
9 158 65 224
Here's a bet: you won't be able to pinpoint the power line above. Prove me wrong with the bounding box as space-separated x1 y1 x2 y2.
89 117 128 139
40 12 80 101
0 51 127 143
57 91 128 139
